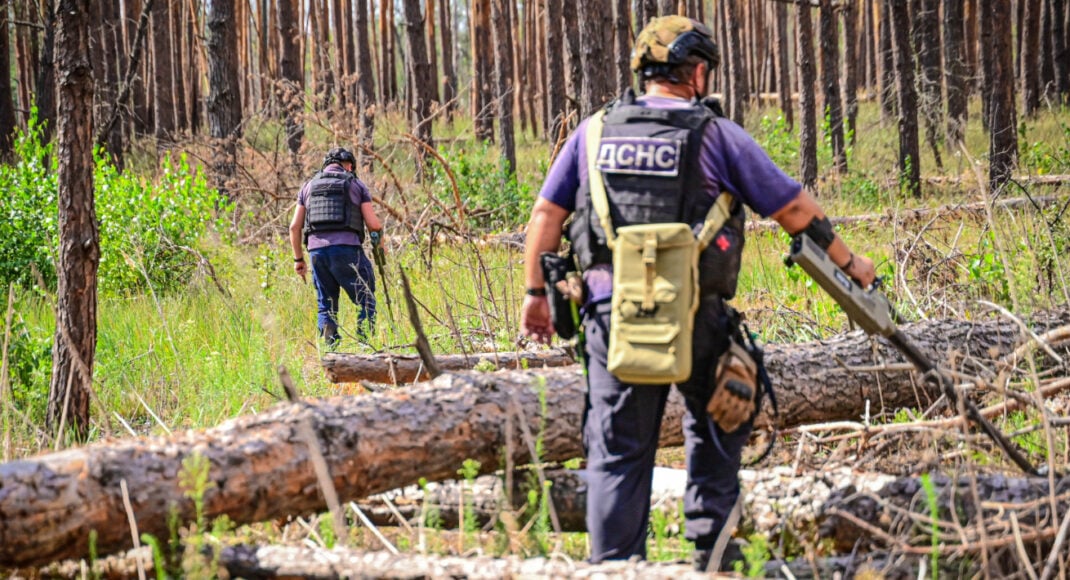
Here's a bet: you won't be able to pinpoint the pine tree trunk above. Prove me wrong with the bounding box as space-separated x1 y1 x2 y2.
151 0 175 144
577 0 614 116
943 0 968 148
343 0 357 109
819 0 846 172
206 0 242 195
46 0 98 443
775 1 793 130
309 1 331 107
843 0 858 146
278 0 303 155
796 3 818 188
613 0 631 95
439 0 456 120
471 0 493 140
186 2 201 135
425 0 440 104
355 0 376 165
1041 0 1055 99
169 0 188 133
1022 0 1042 116
658 0 674 15
1055 0 1069 104
987 0 1018 192
544 0 566 138
13 0 36 123
915 0 943 169
35 0 56 141
979 0 994 129
725 0 746 125
562 0 581 116
402 0 435 173
491 0 515 173
964 0 979 92
0 0 17 159
878 0 894 124
889 0 921 196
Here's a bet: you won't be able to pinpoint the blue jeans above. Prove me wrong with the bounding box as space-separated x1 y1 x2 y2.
309 244 376 340
581 298 752 562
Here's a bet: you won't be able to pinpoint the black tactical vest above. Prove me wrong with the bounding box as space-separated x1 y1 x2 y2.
569 90 747 299
302 170 365 243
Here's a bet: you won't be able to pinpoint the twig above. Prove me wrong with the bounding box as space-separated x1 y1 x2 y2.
506 393 562 535
1039 504 1070 580
979 301 1064 364
347 502 399 555
120 479 147 580
131 389 172 435
399 267 441 379
1009 510 1040 580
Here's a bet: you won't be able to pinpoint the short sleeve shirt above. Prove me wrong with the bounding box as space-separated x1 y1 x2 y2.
537 95 803 302
298 164 373 250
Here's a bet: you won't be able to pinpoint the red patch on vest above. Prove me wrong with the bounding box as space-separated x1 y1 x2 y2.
715 234 731 252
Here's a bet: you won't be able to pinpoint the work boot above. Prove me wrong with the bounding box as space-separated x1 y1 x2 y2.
321 323 341 350
691 539 746 572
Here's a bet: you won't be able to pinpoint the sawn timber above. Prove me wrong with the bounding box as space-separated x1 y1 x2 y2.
1 309 1068 568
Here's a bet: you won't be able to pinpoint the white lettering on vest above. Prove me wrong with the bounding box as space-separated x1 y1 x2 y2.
655 145 676 168
616 143 636 166
634 144 657 168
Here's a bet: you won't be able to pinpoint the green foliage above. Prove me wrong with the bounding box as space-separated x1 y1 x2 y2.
753 114 798 170
967 234 1011 304
0 113 231 294
735 534 772 577
418 477 442 529
179 452 215 532
919 473 939 580
140 533 168 580
1019 120 1070 175
429 143 534 231
4 312 51 423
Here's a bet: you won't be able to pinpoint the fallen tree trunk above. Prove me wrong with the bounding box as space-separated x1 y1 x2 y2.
2 310 1068 568
322 348 575 384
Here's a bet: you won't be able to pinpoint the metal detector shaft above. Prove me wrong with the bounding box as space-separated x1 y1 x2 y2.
789 234 1041 476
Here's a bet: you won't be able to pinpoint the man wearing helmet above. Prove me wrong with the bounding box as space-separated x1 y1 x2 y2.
520 16 875 570
290 147 383 347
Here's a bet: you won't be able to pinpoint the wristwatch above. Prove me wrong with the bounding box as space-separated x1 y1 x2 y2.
525 287 547 297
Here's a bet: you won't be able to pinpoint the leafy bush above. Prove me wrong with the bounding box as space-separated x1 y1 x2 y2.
0 113 231 294
429 143 534 231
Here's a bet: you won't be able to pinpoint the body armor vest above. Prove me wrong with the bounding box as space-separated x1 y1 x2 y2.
303 170 365 243
569 91 747 299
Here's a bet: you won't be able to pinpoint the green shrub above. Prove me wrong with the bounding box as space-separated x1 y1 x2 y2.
429 144 534 231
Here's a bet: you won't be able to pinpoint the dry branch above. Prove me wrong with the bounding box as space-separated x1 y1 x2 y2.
322 348 575 384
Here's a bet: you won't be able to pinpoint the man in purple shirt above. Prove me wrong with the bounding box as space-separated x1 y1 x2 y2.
290 147 383 346
520 17 875 571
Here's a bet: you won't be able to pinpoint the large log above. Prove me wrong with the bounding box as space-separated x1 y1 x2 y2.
2 310 1068 568
322 348 576 384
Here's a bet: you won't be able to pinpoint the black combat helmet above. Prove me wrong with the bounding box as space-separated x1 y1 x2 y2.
323 147 357 168
631 16 720 81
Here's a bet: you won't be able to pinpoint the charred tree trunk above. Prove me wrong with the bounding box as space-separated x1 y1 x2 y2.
278 0 304 155
35 0 56 141
355 0 376 166
613 0 631 95
491 0 515 173
169 0 187 133
979 0 994 129
577 0 614 116
6 308 1070 568
562 0 582 116
878 0 895 123
775 0 793 129
915 0 943 169
0 0 16 159
342 0 357 109
402 0 435 173
1055 0 1069 104
151 0 175 145
1022 0 1042 116
544 0 566 138
311 0 334 107
46 0 98 443
796 3 818 188
725 0 747 125
842 0 858 146
424 0 439 105
819 0 846 172
471 0 493 140
206 0 243 196
889 0 921 196
943 0 968 148
1041 0 1055 99
438 0 456 121
988 0 1018 192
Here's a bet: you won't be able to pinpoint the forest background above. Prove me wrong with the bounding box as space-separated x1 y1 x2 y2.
1 0 1070 573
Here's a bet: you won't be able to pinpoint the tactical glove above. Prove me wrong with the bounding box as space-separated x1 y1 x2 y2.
706 341 758 433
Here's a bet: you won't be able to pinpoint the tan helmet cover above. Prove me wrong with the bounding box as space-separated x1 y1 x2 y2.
630 16 716 71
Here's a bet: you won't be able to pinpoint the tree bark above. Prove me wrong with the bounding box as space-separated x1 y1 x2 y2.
150 0 175 144
1055 0 1069 104
613 0 631 95
577 0 614 116
169 0 187 133
491 0 516 173
658 0 675 16
206 0 243 196
34 0 56 142
0 0 17 159
6 307 1070 566
775 0 793 129
725 0 747 125
796 3 818 188
544 0 566 138
842 0 858 146
278 0 304 155
915 0 943 168
424 0 439 105
311 0 333 107
987 0 1018 192
819 0 846 172
878 0 895 123
354 0 376 165
562 0 582 116
1022 0 1042 116
402 0 435 172
889 0 921 196
471 0 493 140
943 0 968 148
45 0 98 443
438 0 456 121
979 0 994 129
322 348 576 383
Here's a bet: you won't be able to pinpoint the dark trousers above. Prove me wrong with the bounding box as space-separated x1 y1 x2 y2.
582 298 753 563
309 244 376 340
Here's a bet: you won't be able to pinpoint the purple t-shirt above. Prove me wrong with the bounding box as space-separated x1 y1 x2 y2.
538 95 802 302
298 163 373 250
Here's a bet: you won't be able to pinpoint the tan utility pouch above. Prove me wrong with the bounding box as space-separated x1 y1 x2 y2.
586 111 734 385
